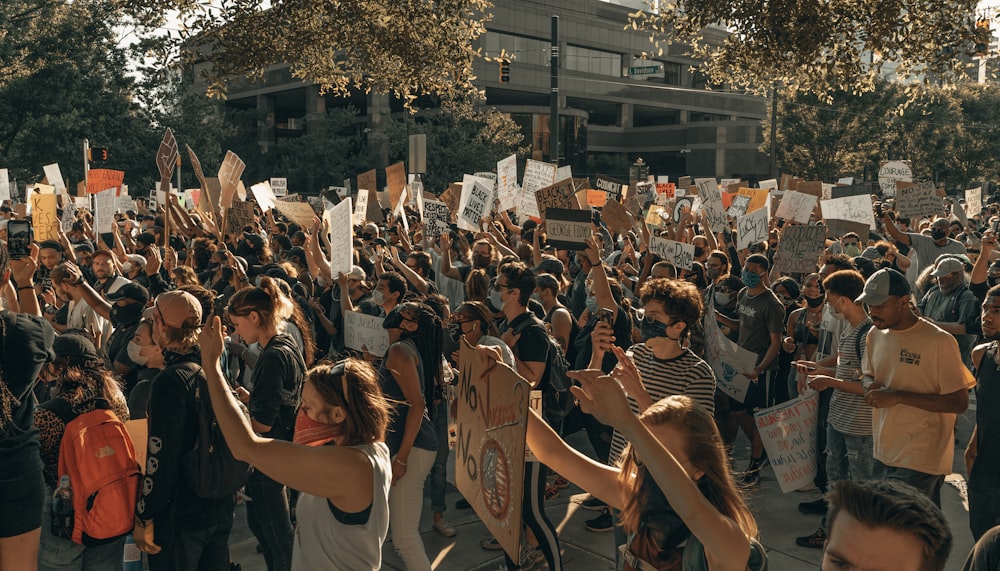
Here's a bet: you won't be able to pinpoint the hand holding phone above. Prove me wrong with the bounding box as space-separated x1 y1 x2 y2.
7 220 31 259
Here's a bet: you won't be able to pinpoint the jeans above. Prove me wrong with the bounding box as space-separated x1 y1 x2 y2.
246 469 294 571
878 462 945 507
38 489 124 571
969 487 1000 542
825 426 875 483
428 401 450 514
389 447 436 571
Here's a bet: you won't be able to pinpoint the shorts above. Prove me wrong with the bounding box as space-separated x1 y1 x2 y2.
728 370 775 412
0 468 44 537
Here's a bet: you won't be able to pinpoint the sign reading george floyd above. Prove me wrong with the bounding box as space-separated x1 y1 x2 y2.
544 208 593 250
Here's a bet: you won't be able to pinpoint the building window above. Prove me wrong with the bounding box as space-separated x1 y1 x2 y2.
662 61 682 85
480 31 549 66
565 45 621 76
689 112 729 122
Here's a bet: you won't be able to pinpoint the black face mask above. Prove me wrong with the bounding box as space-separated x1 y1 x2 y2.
693 246 705 258
931 228 947 241
805 296 824 308
989 276 1000 288
639 318 669 341
382 309 405 330
110 303 144 328
447 322 464 343
362 233 375 241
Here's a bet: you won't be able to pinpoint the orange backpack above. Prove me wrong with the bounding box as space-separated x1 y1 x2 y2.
48 398 140 545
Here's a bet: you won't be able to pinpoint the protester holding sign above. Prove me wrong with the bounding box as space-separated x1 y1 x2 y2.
881 213 966 278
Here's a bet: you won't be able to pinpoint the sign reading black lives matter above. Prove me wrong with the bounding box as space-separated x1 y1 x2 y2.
773 225 827 274
544 208 593 250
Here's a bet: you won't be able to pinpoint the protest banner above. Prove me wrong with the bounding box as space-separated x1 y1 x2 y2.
594 174 625 202
648 237 695 270
459 177 494 232
728 195 751 218
30 190 59 241
755 392 821 493
820 194 875 228
86 169 124 195
357 169 377 196
758 179 778 191
773 225 826 274
440 184 461 219
353 189 370 226
386 161 407 211
966 187 983 218
455 337 529 562
226 200 256 234
774 191 817 224
878 160 912 197
545 208 592 250
831 182 875 199
424 199 451 237
496 154 519 212
895 185 941 219
737 206 769 250
601 197 633 235
702 300 755 402
275 199 318 229
43 164 67 194
250 181 277 213
344 311 390 356
824 219 870 239
94 187 116 234
737 187 770 214
522 159 556 193
325 197 353 279
656 181 676 199
535 179 577 221
0 169 9 202
270 178 288 197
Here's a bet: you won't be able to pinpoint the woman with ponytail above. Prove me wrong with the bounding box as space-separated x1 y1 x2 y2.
226 277 306 571
379 301 441 571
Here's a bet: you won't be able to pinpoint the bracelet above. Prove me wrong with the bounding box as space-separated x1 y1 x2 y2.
17 285 35 291
393 458 408 466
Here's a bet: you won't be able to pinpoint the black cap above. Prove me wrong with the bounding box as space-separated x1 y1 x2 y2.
135 233 156 246
74 242 94 254
53 333 100 363
38 240 63 252
106 282 150 305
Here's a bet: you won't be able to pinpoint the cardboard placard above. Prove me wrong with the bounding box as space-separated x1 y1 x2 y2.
357 169 377 197
672 197 692 224
496 154 519 212
895 185 941 219
30 191 59 241
594 174 625 202
86 169 125 195
270 178 288 197
755 393 820 493
656 182 676 199
386 161 407 211
226 200 256 234
824 219 870 239
601 197 633 235
774 191 817 224
250 181 277 213
878 160 912 197
424 199 451 237
648 237 695 270
535 179 577 221
702 304 755 402
544 208 593 250
522 159 557 194
737 206 769 250
737 187 771 214
274 199 318 229
353 189 370 226
217 151 246 209
94 187 116 234
325 197 353 279
586 189 607 207
773 225 826 274
0 169 9 202
459 177 494 232
455 337 529 562
831 182 874 199
820 195 875 228
344 311 390 357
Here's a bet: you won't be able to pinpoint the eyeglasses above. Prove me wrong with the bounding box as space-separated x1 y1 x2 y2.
494 282 511 292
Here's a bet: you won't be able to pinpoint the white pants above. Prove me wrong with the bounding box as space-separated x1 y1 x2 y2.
388 447 436 571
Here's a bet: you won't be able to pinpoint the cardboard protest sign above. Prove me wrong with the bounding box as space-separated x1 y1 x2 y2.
357 169 377 196
423 199 451 237
966 187 983 218
758 179 778 191
0 169 9 202
737 187 770 214
951 198 969 226
544 208 592 250
226 200 256 234
325 197 353 279
496 154 519 212
895 185 940 219
156 129 178 193
274 199 317 229
831 182 874 199
774 191 816 224
702 303 755 402
459 177 494 232
60 198 77 233
586 188 607 207
440 184 461 220
633 181 655 205
572 178 591 210
594 174 625 202
43 164 66 194
250 181 277 213
737 206 769 250
720 178 741 188
672 197 692 224
217 151 246 209
656 182 676 199
820 195 875 229
623 193 643 218
779 174 795 191
353 189 370 226
728 195 751 218
677 176 692 188
344 311 390 357
695 178 727 233
535 179 577 221
455 337 529 562
878 160 912 197
824 219 870 239
30 191 59 241
755 392 820 493
645 206 667 229
555 165 572 182
385 161 407 211
94 187 116 234
522 159 556 193
270 178 288 197
648 237 695 270
601 197 633 235
773 225 826 274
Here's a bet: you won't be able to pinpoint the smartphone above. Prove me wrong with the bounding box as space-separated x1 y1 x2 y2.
598 307 614 327
7 220 32 259
992 217 999 234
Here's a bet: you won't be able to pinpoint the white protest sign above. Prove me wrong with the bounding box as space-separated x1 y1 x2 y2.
837 177 855 185
459 178 494 231
966 187 983 218
774 191 816 224
43 163 66 194
755 392 821 493
353 189 370 226
116 190 136 213
720 178 741 188
895 185 940 220
544 208 592 251
270 177 288 196
60 199 77 233
324 197 353 279
737 206 769 250
496 154 518 211
423 199 451 237
820 194 875 228
94 187 116 234
648 237 696 270
952 199 969 226
518 186 539 219
878 160 912 197
758 178 778 191
702 306 755 402
250 181 277 212
0 169 9 202
522 159 556 193
344 311 390 357
696 178 727 233
555 165 572 182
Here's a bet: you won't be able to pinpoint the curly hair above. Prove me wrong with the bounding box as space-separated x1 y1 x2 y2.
638 278 703 337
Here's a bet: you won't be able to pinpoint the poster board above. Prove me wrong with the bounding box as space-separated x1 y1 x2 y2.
0 169 9 202
544 208 592 250
86 169 125 195
966 187 983 218
601 197 633 235
250 181 277 213
226 200 256 234
895 185 940 219
535 178 577 221
820 195 875 229
357 170 377 198
386 161 407 211
774 191 816 224
831 182 874 199
755 392 820 493
344 311 390 357
648 237 695 270
94 187 116 234
702 300 756 402
522 159 556 194
737 206 769 250
878 160 912 197
274 199 318 229
30 191 59 241
594 174 625 203
496 154 519 212
458 177 494 232
455 337 529 562
217 151 246 209
773 225 826 274
353 189 370 226
325 197 353 279
270 178 288 197
423 199 451 237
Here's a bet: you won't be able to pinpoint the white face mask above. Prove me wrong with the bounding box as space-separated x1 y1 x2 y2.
127 341 152 366
371 289 384 305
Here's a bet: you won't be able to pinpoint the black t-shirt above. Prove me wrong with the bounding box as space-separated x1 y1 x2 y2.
502 311 551 390
250 334 306 440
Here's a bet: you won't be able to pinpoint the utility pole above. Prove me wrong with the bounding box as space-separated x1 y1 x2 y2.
550 16 560 166
83 139 90 198
769 88 778 179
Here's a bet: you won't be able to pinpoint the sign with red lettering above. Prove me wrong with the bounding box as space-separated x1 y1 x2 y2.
754 392 820 493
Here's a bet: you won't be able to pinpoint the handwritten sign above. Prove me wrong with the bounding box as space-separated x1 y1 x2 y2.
737 206 769 250
966 187 983 218
30 191 59 241
94 187 116 234
594 174 625 202
601 197 633 235
496 154 519 212
656 182 676 199
455 337 529 562
344 311 390 357
43 163 67 194
385 161 407 211
895 185 940 219
357 169 377 196
648 237 695 270
774 191 816 224
545 208 592 250
755 392 820 493
821 195 875 228
217 151 245 209
325 197 353 279
274 199 317 229
702 306 754 402
878 160 912 197
737 187 770 214
773 225 826 274
0 169 9 202
695 178 727 233
728 195 751 218
459 178 494 232
249 181 277 213
758 179 778 191
522 159 556 194
60 198 77 233
270 178 288 197
226 200 255 234
424 199 451 237
535 179 577 221
352 189 370 226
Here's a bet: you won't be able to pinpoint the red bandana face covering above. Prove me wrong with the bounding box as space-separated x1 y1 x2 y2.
292 408 338 447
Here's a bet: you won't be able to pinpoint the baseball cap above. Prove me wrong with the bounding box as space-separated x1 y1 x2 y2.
154 291 203 329
533 257 565 277
53 333 100 363
91 248 113 260
856 268 910 306
346 265 367 281
107 282 150 305
931 258 965 277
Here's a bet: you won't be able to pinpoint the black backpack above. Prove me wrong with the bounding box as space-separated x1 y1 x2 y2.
175 362 252 500
512 314 575 423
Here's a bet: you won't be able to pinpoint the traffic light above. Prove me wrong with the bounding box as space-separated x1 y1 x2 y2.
499 58 511 83
88 147 109 162
975 17 991 56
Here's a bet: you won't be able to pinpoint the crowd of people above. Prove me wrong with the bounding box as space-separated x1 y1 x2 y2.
1 175 1000 571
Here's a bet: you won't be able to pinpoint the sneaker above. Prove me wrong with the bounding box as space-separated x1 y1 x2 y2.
798 498 828 516
795 527 827 548
433 517 456 538
585 507 614 532
520 543 544 570
455 498 471 510
552 476 570 489
544 483 560 501
580 495 606 511
481 535 503 551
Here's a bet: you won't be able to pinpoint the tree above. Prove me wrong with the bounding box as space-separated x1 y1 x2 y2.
629 0 980 100
119 0 494 108
267 107 369 195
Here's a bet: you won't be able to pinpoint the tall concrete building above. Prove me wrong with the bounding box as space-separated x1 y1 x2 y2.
210 0 770 183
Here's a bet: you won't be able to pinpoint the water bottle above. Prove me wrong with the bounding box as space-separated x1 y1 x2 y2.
122 533 142 571
51 475 74 540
